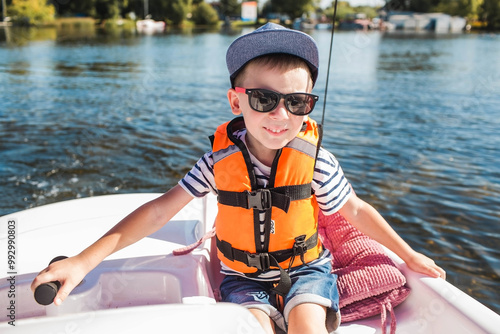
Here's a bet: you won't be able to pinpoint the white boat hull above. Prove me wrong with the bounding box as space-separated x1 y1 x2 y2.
1 194 499 333
136 19 165 34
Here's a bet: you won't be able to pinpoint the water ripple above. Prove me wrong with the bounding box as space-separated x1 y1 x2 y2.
1 29 499 313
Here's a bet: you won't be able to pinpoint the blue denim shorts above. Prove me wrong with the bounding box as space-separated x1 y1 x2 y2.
220 260 339 331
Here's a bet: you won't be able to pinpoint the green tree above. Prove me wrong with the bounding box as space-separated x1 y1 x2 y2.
335 1 356 21
165 0 190 25
383 0 438 12
144 0 190 24
481 0 500 29
55 0 95 17
384 0 482 20
325 1 379 21
271 0 315 19
431 0 478 18
53 0 128 20
409 0 439 12
192 1 219 24
94 0 127 20
357 6 378 19
8 0 55 25
220 0 240 18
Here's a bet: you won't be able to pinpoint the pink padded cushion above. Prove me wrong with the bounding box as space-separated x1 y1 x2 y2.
318 211 411 322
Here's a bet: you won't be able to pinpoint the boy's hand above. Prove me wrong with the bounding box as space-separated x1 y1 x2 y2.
405 251 446 279
31 255 89 306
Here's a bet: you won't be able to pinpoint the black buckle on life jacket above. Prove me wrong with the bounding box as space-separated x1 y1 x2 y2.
292 235 308 265
245 252 271 271
246 189 271 210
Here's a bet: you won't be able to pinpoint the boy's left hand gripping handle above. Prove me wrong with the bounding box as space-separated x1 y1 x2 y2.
34 256 68 305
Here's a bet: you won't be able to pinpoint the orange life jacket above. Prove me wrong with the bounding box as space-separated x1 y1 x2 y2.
211 117 323 277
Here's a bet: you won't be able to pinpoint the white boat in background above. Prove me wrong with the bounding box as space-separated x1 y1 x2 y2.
136 0 165 34
136 16 165 34
1 193 500 333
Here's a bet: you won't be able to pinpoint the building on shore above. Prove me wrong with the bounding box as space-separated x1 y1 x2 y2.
382 11 466 33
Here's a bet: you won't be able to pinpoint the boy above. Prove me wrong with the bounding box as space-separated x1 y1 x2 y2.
32 23 445 334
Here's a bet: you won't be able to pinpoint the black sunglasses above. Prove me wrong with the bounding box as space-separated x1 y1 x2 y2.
235 87 319 116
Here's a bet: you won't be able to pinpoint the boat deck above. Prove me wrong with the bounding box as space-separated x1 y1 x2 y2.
1 193 499 333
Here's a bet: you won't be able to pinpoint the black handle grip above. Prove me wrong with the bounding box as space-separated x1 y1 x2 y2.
34 256 68 305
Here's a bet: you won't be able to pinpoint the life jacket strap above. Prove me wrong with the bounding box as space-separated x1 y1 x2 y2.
217 232 319 297
216 231 319 272
217 183 312 213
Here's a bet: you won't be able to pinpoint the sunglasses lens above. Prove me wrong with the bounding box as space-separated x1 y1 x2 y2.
245 89 317 115
287 94 316 115
249 90 279 112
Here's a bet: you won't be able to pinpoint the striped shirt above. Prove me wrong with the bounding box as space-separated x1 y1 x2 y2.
179 128 352 280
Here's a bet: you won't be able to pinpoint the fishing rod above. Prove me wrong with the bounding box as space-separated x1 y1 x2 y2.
320 0 339 127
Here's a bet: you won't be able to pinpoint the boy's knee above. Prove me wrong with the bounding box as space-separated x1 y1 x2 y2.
287 303 329 334
248 308 275 334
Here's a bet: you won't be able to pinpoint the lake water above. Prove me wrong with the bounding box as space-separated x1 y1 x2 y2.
1 26 499 314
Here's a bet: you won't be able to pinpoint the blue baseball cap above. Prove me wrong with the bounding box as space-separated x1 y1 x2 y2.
226 23 319 87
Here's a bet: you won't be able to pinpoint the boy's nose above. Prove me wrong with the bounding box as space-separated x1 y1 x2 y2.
269 100 288 119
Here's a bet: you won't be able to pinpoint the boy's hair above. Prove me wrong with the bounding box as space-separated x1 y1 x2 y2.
226 23 319 88
233 53 314 89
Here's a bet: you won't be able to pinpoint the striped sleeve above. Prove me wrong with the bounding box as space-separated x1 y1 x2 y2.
313 147 352 214
178 151 217 198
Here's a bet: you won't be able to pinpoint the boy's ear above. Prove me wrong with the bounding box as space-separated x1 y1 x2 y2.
227 89 242 115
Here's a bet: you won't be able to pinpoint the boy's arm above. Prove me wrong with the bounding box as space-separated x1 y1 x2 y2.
338 192 446 279
31 184 194 305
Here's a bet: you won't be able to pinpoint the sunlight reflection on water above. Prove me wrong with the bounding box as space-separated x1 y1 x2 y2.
1 27 499 313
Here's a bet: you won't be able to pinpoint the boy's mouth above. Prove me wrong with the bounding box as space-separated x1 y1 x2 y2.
265 126 287 135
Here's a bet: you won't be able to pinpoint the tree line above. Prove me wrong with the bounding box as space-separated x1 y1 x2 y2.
382 0 499 29
2 0 220 25
2 0 499 30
